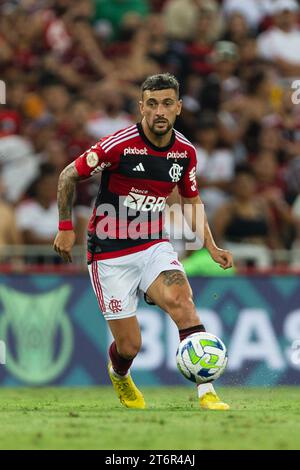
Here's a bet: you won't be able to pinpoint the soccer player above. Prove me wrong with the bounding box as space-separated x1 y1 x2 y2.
54 73 233 411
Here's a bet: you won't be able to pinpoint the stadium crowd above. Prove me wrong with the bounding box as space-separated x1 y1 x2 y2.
1 0 300 269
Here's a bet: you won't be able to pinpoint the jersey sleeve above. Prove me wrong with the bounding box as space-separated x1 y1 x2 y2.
74 140 120 177
177 147 198 198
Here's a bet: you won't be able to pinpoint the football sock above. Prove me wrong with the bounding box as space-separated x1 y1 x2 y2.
109 341 133 377
197 382 215 398
179 324 206 342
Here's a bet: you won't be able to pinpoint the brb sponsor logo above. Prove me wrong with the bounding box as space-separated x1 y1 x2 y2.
124 147 148 156
124 192 166 212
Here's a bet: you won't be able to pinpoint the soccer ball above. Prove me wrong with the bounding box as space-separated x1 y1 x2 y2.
176 332 228 384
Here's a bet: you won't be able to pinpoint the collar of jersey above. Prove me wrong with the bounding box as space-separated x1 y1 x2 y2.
137 122 175 152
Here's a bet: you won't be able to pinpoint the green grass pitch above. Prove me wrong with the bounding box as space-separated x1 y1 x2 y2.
0 387 299 450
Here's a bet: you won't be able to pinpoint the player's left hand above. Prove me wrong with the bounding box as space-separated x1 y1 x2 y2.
209 247 233 270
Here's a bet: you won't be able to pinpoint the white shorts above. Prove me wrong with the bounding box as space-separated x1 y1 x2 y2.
88 241 185 320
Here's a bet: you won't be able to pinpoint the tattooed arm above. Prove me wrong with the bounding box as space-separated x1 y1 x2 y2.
53 162 85 263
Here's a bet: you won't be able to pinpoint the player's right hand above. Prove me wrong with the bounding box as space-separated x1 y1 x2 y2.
53 231 76 263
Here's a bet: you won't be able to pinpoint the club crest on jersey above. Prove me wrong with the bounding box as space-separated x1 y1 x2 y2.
169 163 183 182
86 152 99 168
124 192 166 212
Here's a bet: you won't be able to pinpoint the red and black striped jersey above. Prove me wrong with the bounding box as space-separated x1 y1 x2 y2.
75 122 198 261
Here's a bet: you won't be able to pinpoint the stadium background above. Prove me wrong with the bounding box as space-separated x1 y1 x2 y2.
1 0 300 389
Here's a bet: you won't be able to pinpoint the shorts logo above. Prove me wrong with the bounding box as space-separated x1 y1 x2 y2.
170 260 180 266
86 152 99 168
108 299 122 313
169 163 183 183
124 192 166 212
124 147 148 156
90 162 112 175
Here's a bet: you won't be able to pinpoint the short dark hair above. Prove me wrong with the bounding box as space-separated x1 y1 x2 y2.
141 73 180 98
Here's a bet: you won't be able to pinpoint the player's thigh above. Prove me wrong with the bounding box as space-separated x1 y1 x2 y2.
146 269 199 327
146 269 192 309
108 316 142 357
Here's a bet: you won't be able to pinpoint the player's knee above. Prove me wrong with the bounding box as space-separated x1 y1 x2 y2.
164 294 198 329
117 338 141 360
164 292 194 313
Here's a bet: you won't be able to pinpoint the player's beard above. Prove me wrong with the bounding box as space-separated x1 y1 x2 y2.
149 119 173 136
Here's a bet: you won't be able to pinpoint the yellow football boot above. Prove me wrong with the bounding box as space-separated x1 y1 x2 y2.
200 392 230 411
108 362 146 409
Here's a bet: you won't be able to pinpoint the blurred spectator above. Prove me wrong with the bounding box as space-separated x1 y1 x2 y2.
243 68 277 153
41 82 71 125
185 0 224 77
93 0 149 39
0 30 13 66
291 194 300 266
235 35 263 85
195 112 235 222
145 13 186 77
200 40 240 112
257 0 300 79
286 155 300 202
257 126 282 155
276 88 300 168
58 100 94 161
0 173 22 253
222 0 274 30
86 83 133 138
163 0 202 41
222 12 253 45
213 165 275 267
16 163 59 245
252 150 295 246
220 68 277 153
43 139 69 172
0 135 40 203
0 80 26 137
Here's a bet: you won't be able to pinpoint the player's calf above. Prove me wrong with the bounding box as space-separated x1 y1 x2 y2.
109 340 140 376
